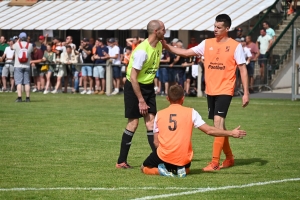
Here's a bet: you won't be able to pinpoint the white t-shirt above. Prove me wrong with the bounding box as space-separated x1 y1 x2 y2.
243 47 252 59
108 45 121 65
4 46 15 63
62 43 76 53
153 108 206 133
191 39 246 65
13 41 33 68
257 35 272 54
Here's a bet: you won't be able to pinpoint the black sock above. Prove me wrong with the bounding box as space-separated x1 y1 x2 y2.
26 97 30 100
17 97 22 100
147 130 156 152
117 129 134 164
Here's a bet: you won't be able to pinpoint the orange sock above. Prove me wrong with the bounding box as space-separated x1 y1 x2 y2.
212 137 225 164
223 136 233 160
142 167 159 175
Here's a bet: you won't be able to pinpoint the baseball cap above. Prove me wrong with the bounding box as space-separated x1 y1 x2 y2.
97 37 103 42
82 38 89 42
19 32 27 38
9 38 14 41
13 36 18 40
39 35 45 40
108 38 115 43
171 38 179 43
236 27 243 32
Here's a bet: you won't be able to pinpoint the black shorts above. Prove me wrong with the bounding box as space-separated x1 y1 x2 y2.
207 95 232 119
143 149 191 173
124 80 157 119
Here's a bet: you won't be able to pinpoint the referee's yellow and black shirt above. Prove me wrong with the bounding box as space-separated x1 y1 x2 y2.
126 39 162 84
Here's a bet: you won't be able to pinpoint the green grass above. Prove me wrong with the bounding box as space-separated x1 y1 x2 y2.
0 93 300 199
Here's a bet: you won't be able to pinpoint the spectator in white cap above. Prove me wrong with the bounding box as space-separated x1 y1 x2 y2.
13 32 33 102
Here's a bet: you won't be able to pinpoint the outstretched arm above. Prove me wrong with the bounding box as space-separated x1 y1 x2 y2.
198 124 246 138
162 40 197 57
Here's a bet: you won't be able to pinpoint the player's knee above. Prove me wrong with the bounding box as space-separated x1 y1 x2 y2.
213 116 224 129
145 120 154 130
126 119 139 132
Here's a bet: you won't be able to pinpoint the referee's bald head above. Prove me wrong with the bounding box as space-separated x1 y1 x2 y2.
147 20 161 34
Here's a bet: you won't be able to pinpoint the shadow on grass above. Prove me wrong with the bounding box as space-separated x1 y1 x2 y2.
188 158 268 175
235 158 268 166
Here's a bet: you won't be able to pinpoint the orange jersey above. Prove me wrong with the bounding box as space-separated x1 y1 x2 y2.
156 105 194 166
204 38 239 96
92 46 96 55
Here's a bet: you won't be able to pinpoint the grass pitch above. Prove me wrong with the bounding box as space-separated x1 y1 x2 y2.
0 93 300 199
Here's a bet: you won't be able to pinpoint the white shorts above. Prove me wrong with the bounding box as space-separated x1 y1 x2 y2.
93 66 105 78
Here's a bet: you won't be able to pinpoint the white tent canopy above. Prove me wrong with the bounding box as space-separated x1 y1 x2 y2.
0 0 276 30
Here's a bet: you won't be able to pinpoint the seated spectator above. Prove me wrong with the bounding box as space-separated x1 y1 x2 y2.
1 38 15 92
141 85 247 177
41 43 56 94
159 47 170 95
92 38 109 95
107 38 121 95
126 36 144 51
79 38 93 95
30 43 44 92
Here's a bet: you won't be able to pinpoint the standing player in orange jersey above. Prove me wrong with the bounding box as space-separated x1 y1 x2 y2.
162 14 249 171
141 85 247 177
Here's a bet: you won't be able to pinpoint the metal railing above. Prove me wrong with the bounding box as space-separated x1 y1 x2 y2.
0 61 205 97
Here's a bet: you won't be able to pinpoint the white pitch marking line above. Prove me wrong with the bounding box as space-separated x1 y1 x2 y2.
0 187 200 192
132 178 300 200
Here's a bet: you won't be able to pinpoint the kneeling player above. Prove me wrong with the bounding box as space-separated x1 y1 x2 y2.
141 85 246 177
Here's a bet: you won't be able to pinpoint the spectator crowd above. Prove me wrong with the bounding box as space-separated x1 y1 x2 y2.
0 34 201 97
0 20 277 99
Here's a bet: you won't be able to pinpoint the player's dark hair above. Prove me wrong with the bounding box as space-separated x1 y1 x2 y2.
66 45 72 50
168 85 184 103
215 14 231 28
